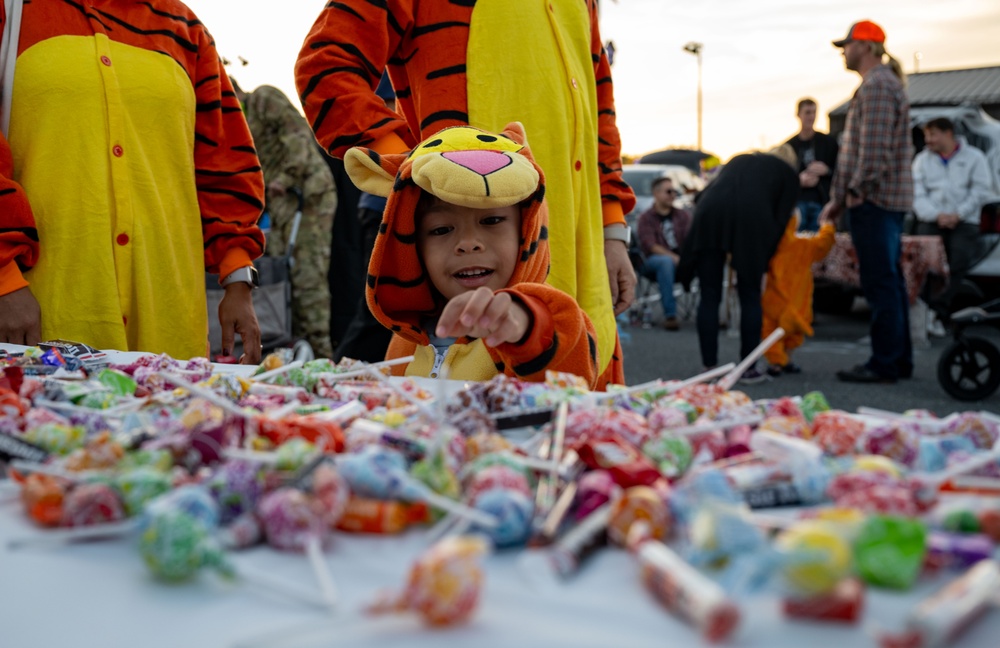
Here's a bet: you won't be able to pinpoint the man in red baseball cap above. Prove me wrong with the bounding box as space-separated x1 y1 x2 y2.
832 20 886 47
820 20 914 384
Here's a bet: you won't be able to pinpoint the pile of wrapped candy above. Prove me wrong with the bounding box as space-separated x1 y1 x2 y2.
2 343 1000 645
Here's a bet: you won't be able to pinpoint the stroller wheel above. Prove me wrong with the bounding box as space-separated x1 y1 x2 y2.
937 336 1000 401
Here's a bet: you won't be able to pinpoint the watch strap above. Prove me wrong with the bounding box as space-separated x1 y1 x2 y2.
603 225 631 245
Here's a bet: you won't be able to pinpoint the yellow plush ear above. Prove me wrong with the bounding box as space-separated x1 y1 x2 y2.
343 147 405 197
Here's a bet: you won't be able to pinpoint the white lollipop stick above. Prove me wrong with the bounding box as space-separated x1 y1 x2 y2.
546 401 569 503
913 448 1000 488
7 519 140 550
317 356 415 383
718 328 785 390
252 360 305 383
418 487 498 529
664 415 762 438
35 398 143 418
856 406 951 433
362 366 438 420
236 563 333 611
666 363 738 393
305 535 338 613
154 372 252 420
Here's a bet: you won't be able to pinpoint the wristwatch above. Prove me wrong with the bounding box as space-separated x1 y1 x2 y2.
603 225 632 246
221 265 260 289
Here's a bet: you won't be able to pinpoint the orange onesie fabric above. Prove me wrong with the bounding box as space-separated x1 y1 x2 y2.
762 221 836 367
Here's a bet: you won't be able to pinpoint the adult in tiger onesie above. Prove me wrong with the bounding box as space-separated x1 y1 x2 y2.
0 0 265 362
295 0 635 387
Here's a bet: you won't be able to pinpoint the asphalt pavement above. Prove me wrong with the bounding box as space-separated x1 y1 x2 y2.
619 300 1000 416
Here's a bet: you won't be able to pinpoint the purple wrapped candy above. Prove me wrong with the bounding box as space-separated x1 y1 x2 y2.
257 487 329 552
861 423 920 467
926 531 995 569
946 449 1000 478
573 470 619 521
207 461 265 524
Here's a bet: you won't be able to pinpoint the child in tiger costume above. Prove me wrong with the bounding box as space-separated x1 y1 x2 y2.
295 0 634 387
344 122 601 388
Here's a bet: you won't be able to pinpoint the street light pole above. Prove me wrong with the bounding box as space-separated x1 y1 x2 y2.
683 42 703 151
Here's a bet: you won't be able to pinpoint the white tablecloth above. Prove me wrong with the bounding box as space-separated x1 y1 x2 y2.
2 346 1000 647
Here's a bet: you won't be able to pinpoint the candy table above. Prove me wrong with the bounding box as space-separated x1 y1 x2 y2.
1 345 999 648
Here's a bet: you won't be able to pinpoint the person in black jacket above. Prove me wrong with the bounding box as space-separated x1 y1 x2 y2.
786 98 839 232
677 149 799 383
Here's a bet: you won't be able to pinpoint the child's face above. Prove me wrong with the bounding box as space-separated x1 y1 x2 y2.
417 199 522 301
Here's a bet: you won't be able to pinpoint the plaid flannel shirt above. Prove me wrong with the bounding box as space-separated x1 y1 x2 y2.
831 64 914 213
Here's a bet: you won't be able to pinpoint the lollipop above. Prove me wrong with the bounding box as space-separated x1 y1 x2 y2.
573 469 619 521
812 411 865 456
470 487 534 548
61 483 125 527
207 461 265 525
608 486 671 546
115 467 173 517
139 504 231 582
257 487 330 552
366 535 489 626
21 473 67 526
774 520 853 596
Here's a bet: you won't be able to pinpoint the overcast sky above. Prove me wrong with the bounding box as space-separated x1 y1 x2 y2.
187 0 1000 161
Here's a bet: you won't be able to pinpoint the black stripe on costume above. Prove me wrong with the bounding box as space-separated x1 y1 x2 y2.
389 49 417 66
514 332 559 376
587 333 597 364
312 98 337 137
92 7 199 53
598 108 615 117
539 225 549 240
0 226 39 241
232 145 257 154
420 110 467 132
306 42 380 80
601 193 624 203
394 86 412 99
300 65 371 103
60 0 113 30
195 75 219 88
598 136 610 147
326 2 365 22
195 133 219 147
520 240 538 263
393 230 418 245
450 0 477 6
427 64 465 80
222 106 242 114
494 361 505 372
139 2 202 27
199 187 264 211
0 188 15 197
196 101 222 112
195 166 262 178
412 21 469 37
596 76 612 86
328 132 368 152
372 273 426 289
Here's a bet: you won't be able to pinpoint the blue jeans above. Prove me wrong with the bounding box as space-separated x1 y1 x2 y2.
641 254 677 317
797 200 823 232
848 201 912 378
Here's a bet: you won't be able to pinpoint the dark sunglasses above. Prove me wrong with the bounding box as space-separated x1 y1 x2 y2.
664 189 678 195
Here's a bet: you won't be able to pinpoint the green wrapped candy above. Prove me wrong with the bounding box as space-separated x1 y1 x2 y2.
412 447 461 520
116 467 173 517
77 391 119 410
117 449 175 474
274 438 317 472
854 515 926 589
139 508 232 581
642 434 694 479
800 391 831 424
24 423 86 455
97 368 138 397
942 509 981 534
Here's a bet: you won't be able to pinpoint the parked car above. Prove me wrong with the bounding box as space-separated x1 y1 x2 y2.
621 164 703 224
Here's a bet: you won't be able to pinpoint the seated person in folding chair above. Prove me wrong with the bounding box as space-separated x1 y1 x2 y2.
636 176 692 330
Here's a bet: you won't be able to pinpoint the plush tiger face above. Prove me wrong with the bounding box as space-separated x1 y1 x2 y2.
344 122 550 342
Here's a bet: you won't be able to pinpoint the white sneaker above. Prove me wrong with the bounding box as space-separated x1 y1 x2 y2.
927 315 947 338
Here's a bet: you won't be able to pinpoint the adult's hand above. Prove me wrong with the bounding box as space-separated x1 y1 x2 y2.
936 213 960 229
806 161 830 176
818 200 843 224
799 171 819 188
218 283 261 364
0 287 41 345
604 240 636 316
845 193 863 209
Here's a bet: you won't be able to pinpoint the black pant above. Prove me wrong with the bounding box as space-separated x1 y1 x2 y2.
334 208 393 362
695 249 763 367
915 221 980 318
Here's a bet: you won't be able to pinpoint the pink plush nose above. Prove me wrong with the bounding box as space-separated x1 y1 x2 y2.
442 150 512 176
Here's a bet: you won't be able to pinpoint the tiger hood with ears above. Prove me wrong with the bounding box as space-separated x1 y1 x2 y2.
344 122 602 388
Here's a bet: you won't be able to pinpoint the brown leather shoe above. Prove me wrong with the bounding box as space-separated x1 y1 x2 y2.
662 316 680 331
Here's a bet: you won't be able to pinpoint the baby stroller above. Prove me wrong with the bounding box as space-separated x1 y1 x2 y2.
206 188 313 362
937 296 1000 401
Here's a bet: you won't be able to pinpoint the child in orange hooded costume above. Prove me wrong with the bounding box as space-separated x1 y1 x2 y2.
762 213 836 375
344 122 602 389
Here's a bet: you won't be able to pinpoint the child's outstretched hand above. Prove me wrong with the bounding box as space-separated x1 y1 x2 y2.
436 287 530 347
